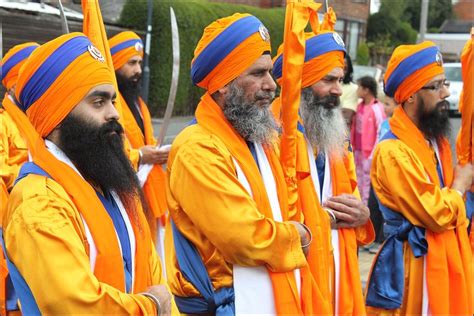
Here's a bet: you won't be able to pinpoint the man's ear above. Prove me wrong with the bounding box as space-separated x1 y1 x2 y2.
405 94 416 105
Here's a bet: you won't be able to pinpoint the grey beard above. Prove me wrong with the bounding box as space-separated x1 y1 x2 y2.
223 81 277 145
300 87 348 157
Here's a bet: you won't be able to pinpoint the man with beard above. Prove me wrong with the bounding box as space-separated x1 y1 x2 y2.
165 13 321 315
109 32 169 247
273 31 374 315
2 33 176 314
365 42 473 315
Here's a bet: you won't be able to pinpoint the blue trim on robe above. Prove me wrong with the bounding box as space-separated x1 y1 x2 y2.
1 230 40 314
366 129 428 309
315 152 325 197
171 220 235 314
467 192 473 234
96 191 133 293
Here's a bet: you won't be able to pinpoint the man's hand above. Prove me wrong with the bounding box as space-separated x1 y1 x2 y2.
145 285 172 315
451 163 473 195
323 194 369 229
139 145 170 165
288 221 311 256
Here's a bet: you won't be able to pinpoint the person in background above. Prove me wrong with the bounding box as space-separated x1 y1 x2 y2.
351 76 385 205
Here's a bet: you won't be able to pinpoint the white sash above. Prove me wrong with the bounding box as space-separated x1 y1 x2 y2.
305 138 342 314
44 140 136 290
232 142 300 314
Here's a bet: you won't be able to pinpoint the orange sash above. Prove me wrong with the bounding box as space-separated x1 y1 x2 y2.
119 94 167 222
390 106 473 314
329 151 374 315
2 95 152 292
195 93 320 314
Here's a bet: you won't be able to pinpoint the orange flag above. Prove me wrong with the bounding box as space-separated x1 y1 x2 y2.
280 0 321 215
82 0 124 121
456 27 473 167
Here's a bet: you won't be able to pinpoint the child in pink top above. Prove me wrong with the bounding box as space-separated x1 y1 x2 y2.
351 76 385 205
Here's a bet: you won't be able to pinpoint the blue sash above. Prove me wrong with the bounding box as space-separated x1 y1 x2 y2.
366 130 428 309
171 220 234 314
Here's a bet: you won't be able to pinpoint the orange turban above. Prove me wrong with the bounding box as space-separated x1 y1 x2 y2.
191 13 272 94
1 42 39 90
14 32 114 137
384 41 444 103
108 31 144 70
273 31 346 88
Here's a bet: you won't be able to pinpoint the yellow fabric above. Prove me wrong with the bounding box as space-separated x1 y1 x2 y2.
109 31 143 71
1 42 39 90
368 111 472 314
165 94 307 305
119 94 167 221
384 41 444 103
4 173 178 314
0 108 27 190
192 13 271 94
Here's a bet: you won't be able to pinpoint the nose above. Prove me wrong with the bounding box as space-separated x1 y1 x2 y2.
440 83 450 99
263 72 277 92
331 80 343 97
105 101 120 122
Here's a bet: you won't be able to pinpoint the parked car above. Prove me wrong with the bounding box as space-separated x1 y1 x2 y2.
444 63 462 116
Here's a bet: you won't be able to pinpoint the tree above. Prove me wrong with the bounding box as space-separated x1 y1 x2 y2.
404 0 453 30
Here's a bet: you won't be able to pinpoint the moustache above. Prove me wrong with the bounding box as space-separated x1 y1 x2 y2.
436 100 449 111
99 120 124 137
255 91 276 103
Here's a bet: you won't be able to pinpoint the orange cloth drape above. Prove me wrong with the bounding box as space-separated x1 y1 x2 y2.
119 94 168 221
279 0 321 223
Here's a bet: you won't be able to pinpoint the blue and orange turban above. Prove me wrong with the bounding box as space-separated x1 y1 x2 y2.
1 42 39 90
15 32 114 137
384 41 444 103
108 31 144 70
273 31 346 88
191 13 272 94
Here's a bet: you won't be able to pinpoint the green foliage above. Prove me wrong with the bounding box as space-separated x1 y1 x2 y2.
403 0 453 31
356 42 370 65
120 0 285 116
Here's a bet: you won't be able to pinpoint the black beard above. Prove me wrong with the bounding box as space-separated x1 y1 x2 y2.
116 72 142 107
58 114 143 217
418 99 451 142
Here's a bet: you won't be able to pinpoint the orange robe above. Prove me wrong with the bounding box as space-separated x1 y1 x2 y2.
119 94 168 222
165 93 322 314
366 106 472 315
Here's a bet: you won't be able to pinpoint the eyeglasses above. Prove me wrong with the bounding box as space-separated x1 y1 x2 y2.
420 80 450 92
